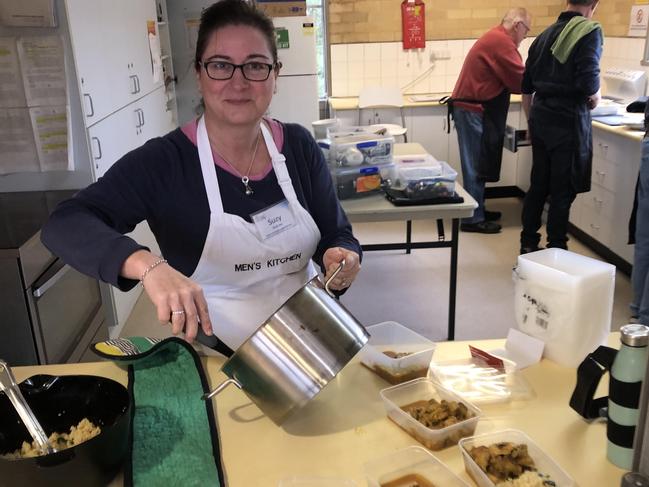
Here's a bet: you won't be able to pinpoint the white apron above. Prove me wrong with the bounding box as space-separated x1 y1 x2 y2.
191 116 320 350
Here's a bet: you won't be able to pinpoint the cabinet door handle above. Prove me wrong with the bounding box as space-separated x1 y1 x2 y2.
590 223 601 230
91 137 102 160
593 197 603 204
135 74 141 93
83 93 95 117
139 108 145 127
595 170 606 177
130 75 138 94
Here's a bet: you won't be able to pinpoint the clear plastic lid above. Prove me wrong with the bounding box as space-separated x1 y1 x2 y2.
428 356 534 404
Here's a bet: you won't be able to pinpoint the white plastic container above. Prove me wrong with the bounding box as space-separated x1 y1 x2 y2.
428 356 533 405
388 160 457 200
459 429 575 487
360 321 436 384
364 446 469 487
514 248 615 367
380 378 481 450
312 118 339 139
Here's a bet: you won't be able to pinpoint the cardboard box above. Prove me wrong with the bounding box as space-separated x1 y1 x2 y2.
255 0 307 18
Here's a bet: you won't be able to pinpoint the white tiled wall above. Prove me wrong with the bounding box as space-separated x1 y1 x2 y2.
329 36 649 98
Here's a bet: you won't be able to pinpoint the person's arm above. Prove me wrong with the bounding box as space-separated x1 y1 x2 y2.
288 124 362 290
489 40 525 94
573 27 602 102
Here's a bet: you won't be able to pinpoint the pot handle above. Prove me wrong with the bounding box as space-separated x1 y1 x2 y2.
201 377 242 401
324 259 345 298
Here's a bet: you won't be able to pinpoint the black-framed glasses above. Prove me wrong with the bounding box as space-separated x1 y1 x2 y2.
200 60 276 81
517 20 531 33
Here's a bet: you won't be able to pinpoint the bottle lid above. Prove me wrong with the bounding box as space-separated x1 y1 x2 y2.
620 324 649 347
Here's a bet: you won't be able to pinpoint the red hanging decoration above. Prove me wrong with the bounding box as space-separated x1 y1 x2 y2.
401 0 425 50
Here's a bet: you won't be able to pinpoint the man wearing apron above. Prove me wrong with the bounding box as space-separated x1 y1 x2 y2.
445 8 530 234
520 0 602 254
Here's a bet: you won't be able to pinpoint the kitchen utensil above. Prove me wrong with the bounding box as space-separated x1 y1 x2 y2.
0 360 54 455
203 261 369 425
0 373 131 487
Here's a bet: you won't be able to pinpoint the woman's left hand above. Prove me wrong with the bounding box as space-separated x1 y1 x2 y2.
323 247 361 291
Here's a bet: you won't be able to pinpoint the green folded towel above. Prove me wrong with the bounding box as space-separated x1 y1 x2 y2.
93 337 224 487
551 16 602 64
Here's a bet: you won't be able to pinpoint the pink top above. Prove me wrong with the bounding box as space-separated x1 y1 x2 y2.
181 117 284 180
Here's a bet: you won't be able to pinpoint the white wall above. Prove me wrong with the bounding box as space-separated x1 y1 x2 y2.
329 36 648 98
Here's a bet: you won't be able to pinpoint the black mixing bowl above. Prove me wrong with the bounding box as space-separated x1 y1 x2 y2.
0 374 131 487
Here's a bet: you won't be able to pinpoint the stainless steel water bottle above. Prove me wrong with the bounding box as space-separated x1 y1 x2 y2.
608 324 649 470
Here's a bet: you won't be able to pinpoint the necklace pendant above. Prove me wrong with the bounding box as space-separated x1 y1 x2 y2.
242 176 253 196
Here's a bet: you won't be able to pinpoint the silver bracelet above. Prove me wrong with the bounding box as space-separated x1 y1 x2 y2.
140 258 168 285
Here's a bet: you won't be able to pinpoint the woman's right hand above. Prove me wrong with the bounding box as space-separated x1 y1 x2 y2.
122 250 213 343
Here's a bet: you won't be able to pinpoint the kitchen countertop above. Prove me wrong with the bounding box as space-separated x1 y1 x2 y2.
329 94 523 110
10 336 625 486
593 120 645 142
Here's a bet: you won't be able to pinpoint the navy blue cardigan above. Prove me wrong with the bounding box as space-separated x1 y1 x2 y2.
42 122 361 291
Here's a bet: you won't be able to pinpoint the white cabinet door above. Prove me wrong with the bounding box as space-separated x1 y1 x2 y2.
407 106 449 164
87 105 140 179
66 0 162 127
65 0 116 125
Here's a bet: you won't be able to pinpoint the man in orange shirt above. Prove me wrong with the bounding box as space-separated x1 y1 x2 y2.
449 8 531 233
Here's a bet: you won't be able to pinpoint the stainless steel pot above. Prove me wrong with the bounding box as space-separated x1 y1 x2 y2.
203 262 369 425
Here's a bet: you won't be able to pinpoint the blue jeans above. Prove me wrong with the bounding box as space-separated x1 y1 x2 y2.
453 107 485 223
631 137 649 325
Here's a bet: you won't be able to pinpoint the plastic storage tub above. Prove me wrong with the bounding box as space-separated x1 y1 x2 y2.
360 321 436 384
380 378 481 450
331 163 395 200
328 132 394 167
459 429 575 487
388 161 457 200
364 446 469 487
514 248 615 367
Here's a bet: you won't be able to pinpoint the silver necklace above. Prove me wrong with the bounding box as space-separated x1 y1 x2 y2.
211 131 261 196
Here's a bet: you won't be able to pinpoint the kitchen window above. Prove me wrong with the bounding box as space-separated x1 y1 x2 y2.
307 0 328 99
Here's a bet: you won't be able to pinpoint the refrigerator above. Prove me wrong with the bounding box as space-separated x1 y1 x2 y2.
268 16 320 132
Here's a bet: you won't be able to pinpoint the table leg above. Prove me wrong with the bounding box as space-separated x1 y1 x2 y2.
448 218 459 341
406 220 412 254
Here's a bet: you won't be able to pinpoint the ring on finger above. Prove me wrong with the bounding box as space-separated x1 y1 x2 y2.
171 310 185 316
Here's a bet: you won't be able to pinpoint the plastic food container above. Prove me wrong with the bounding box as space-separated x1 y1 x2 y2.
514 248 615 368
330 163 395 200
459 429 575 487
388 161 457 200
328 132 394 167
278 477 358 487
428 356 533 405
380 378 481 450
360 321 436 384
364 445 469 487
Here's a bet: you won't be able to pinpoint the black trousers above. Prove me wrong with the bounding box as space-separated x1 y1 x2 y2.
520 118 577 249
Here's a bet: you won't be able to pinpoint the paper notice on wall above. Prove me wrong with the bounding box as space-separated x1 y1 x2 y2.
0 0 56 27
0 37 27 107
0 108 40 174
629 5 649 37
147 21 162 84
29 105 70 171
17 35 66 106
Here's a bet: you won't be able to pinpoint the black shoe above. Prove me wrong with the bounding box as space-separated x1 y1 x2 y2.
484 210 502 221
460 221 502 234
520 246 543 254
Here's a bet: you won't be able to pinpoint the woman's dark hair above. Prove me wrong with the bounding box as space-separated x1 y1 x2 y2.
194 0 278 72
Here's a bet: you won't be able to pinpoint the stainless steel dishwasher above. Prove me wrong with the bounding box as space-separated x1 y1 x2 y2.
0 191 108 366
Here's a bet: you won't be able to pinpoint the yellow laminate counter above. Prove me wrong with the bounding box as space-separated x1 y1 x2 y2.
329 94 523 110
593 120 645 142
10 337 625 486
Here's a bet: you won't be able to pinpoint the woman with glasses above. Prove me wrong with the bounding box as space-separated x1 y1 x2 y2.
42 0 361 356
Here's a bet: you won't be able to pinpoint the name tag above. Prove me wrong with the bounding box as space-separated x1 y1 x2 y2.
251 199 296 240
